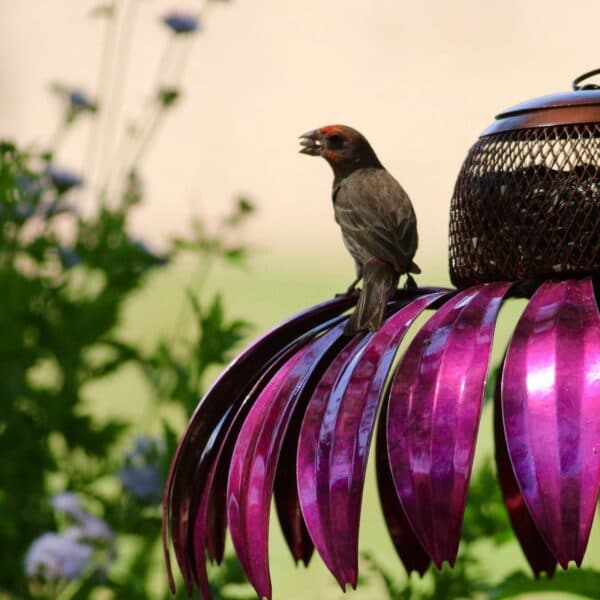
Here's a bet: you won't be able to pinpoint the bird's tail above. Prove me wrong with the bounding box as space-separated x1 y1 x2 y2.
344 260 398 335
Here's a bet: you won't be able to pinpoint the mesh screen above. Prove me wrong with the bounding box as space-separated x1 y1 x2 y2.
449 124 600 287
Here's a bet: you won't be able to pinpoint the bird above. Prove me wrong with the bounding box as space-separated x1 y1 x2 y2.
299 124 420 334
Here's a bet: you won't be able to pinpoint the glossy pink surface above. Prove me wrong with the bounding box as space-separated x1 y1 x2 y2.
297 294 445 586
376 391 431 576
296 333 369 588
191 326 334 597
227 323 350 599
493 364 557 577
162 295 355 595
387 282 511 567
502 278 600 568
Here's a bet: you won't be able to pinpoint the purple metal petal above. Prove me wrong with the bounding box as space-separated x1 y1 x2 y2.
387 282 512 567
163 295 356 594
376 392 431 575
296 333 372 589
189 315 350 598
493 362 557 577
502 278 600 568
323 294 446 585
191 333 323 598
227 323 351 599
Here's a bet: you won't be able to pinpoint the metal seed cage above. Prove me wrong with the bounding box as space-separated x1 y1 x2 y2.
449 71 600 287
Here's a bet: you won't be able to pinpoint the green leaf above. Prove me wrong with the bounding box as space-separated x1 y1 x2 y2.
490 569 600 599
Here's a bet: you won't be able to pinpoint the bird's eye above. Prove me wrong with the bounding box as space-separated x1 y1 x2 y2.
326 134 344 149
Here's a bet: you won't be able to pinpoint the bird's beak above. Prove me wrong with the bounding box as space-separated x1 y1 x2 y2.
299 129 323 156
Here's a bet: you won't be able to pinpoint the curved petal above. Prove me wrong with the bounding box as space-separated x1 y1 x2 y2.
376 393 431 576
190 315 348 598
191 340 304 597
502 278 600 568
163 295 356 593
297 333 370 589
493 362 557 577
273 413 314 567
191 369 277 599
227 322 351 599
387 281 512 567
324 293 446 585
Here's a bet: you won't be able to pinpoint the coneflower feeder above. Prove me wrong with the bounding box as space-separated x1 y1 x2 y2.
163 71 600 599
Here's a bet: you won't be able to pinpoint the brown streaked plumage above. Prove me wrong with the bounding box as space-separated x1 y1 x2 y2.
299 124 420 334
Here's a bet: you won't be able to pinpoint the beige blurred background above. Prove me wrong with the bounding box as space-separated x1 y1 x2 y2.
3 0 600 277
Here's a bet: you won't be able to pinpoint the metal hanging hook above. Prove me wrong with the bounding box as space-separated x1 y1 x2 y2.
572 68 600 90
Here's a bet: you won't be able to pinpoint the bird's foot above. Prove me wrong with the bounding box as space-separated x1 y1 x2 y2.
404 274 417 290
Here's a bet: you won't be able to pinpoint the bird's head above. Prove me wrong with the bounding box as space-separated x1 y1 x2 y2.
299 124 382 179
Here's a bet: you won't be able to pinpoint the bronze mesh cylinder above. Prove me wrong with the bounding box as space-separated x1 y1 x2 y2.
449 121 600 288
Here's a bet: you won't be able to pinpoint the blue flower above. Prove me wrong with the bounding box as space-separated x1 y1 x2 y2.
68 89 96 112
52 493 86 521
56 246 82 269
118 436 165 504
162 12 199 34
118 464 163 504
46 167 83 193
24 533 93 581
51 492 114 543
79 516 114 544
15 173 42 200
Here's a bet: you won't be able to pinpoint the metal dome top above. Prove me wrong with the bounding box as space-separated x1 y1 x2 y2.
482 69 600 135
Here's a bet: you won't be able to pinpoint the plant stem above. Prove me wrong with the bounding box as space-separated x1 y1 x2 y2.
82 1 119 202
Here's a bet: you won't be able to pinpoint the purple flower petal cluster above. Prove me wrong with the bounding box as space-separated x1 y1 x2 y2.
163 279 600 599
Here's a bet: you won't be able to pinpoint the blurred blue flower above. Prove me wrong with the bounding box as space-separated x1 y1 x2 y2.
68 89 96 112
24 533 93 581
52 492 86 521
46 167 84 194
14 202 36 220
15 173 42 200
51 82 97 115
57 246 82 269
163 12 199 34
51 492 114 544
118 436 165 504
132 435 159 456
80 515 115 544
118 464 163 504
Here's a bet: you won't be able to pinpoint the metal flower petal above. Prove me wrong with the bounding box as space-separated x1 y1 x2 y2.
493 363 557 577
387 282 511 567
297 293 445 587
227 322 351 598
162 295 356 594
376 392 431 576
501 277 600 568
163 280 600 599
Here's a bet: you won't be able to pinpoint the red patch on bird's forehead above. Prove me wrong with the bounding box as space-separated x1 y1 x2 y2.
318 124 347 136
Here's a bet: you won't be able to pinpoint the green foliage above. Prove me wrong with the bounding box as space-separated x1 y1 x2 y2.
0 134 253 598
0 3 254 598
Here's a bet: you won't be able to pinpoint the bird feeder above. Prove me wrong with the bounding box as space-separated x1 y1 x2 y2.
449 69 600 287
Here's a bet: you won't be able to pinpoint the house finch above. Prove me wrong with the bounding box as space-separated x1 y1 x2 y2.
299 124 420 334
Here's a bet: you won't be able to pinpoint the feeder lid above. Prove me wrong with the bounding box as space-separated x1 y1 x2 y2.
482 69 600 136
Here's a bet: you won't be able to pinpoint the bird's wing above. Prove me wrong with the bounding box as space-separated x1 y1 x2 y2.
333 168 418 273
